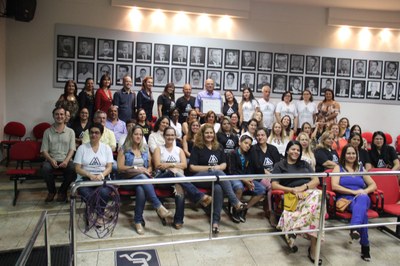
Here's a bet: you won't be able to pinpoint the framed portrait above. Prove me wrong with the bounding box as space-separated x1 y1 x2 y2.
115 64 133 86
321 57 336 76
153 43 170 65
290 54 304 74
56 60 74 82
97 39 114 61
274 53 288 73
96 63 113 84
384 61 399 80
256 73 271 92
76 62 94 84
153 66 169 87
304 76 319 96
207 70 222 90
207 48 223 68
335 79 350 98
189 69 204 89
382 81 397 100
258 52 273 72
352 59 367 78
134 65 151 86
241 51 256 70
336 58 351 77
272 74 287 94
320 78 335 96
368 60 383 79
305 55 320 75
288 76 303 95
224 49 240 69
223 71 239 91
240 72 255 91
350 80 366 99
57 35 75 58
172 45 188 66
366 81 381 99
116 40 133 62
136 42 152 63
189 46 206 67
171 68 187 88
77 37 95 59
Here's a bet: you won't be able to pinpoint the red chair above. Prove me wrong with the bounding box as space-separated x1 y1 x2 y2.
384 133 393 145
32 122 51 141
362 132 373 150
396 135 400 154
1 121 26 166
369 168 400 238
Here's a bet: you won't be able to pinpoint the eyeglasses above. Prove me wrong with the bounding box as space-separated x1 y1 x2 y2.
90 131 101 135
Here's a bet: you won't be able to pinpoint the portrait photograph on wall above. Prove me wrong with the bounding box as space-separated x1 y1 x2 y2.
258 52 273 72
57 60 74 82
290 54 304 74
207 48 223 68
306 55 320 75
368 60 383 79
335 78 350 98
272 74 287 93
256 73 271 92
241 51 256 70
77 37 95 59
240 72 255 91
382 81 397 100
172 45 188 66
224 49 240 69
97 39 115 61
288 76 303 95
274 53 288 73
134 65 151 86
366 81 381 99
115 64 132 85
116 40 133 62
384 61 399 80
171 68 187 88
96 63 113 84
136 42 152 63
189 69 204 89
57 35 75 58
320 78 335 96
190 46 206 67
154 43 170 65
153 66 169 87
207 70 222 90
321 57 336 76
352 59 367 78
304 76 319 96
77 62 94 83
223 71 239 91
350 80 366 99
337 58 351 77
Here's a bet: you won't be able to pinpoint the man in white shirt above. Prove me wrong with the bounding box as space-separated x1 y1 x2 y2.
258 85 275 130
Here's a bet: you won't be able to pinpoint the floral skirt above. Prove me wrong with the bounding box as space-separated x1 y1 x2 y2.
277 189 324 239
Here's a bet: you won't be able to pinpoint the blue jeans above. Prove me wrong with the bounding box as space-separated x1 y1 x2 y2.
349 194 370 246
231 180 266 196
78 185 113 215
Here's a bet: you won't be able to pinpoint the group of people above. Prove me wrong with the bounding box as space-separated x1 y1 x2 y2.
41 73 400 264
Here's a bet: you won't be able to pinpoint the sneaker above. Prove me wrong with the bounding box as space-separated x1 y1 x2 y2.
361 245 371 261
156 205 173 219
45 193 55 202
239 208 248 223
231 207 241 223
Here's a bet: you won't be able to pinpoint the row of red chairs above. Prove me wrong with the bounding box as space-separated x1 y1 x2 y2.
361 131 400 152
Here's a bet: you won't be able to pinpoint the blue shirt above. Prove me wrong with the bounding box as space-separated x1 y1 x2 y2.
194 90 222 113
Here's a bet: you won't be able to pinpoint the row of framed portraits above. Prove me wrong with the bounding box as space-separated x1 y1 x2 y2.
56 35 400 80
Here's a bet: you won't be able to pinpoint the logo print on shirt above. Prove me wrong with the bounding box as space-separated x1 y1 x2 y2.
166 155 178 163
377 159 386 168
263 157 274 167
332 154 339 163
89 157 101 166
208 155 219 165
226 139 235 149
227 107 234 116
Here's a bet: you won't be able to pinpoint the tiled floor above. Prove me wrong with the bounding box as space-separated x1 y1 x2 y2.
1 168 400 266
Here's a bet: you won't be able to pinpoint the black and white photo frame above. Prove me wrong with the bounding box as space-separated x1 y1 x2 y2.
207 48 223 68
241 51 256 70
382 81 397 100
384 61 399 80
172 45 188 66
134 65 151 86
96 63 113 84
274 53 288 73
224 49 240 69
77 37 95 59
240 72 255 91
352 59 367 78
153 66 169 87
304 76 319 96
366 81 381 99
288 76 303 95
368 60 383 79
136 42 152 63
115 64 133 85
223 71 239 91
256 73 271 92
97 39 115 61
116 40 133 62
336 58 351 77
272 74 287 93
305 55 320 75
76 62 94 83
258 52 273 72
57 35 75 58
290 54 304 74
207 70 222 90
350 80 366 99
57 60 74 82
320 78 335 96
171 68 187 88
189 69 204 89
321 57 336 76
335 79 350 98
154 43 170 65
190 46 206 67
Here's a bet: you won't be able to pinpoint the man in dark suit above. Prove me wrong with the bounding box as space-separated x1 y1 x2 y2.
368 61 381 77
367 82 380 98
190 48 204 65
242 51 255 67
155 45 169 62
135 68 147 84
117 42 132 60
225 51 238 66
208 49 221 67
172 47 187 64
322 58 335 74
240 73 254 89
137 43 151 61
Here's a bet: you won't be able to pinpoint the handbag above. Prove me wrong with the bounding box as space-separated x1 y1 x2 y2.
284 192 298 212
336 196 358 212
154 169 175 178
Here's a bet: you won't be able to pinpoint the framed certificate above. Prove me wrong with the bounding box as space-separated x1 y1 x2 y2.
201 98 221 114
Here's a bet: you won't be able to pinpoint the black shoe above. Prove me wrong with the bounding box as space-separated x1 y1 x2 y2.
212 226 220 236
285 234 298 253
239 208 247 223
350 230 360 242
361 245 371 262
44 193 55 203
231 207 241 223
308 247 322 265
56 193 67 202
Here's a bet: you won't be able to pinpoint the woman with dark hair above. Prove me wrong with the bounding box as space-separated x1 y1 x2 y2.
251 110 264 129
56 80 79 121
332 144 377 261
281 115 295 140
348 133 372 170
338 117 351 140
169 108 182 144
217 116 239 155
223 90 239 117
182 119 200 158
78 77 95 120
314 130 339 173
368 131 400 170
148 116 171 153
136 108 151 142
71 107 92 146
182 109 198 136
137 76 155 122
271 140 323 264
230 112 241 134
300 122 313 137
275 91 298 130
349 124 368 150
296 89 317 134
329 123 348 158
95 74 113 113
189 124 246 234
238 87 259 128
317 88 340 128
157 82 176 117
203 110 220 132
240 118 258 145
311 117 327 145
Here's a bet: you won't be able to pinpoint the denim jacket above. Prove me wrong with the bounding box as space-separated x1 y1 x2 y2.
124 149 149 168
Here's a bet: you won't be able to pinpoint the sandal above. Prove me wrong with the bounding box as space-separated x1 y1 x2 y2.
308 247 322 265
212 224 220 235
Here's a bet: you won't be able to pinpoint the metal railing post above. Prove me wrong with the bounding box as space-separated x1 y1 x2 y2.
70 195 77 266
314 173 327 265
44 214 51 266
210 179 215 239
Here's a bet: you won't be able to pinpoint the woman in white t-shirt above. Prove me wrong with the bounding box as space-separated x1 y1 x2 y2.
275 91 298 130
296 89 317 133
238 88 259 129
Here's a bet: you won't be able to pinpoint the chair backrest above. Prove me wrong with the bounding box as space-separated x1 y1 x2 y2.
32 122 51 140
369 168 400 204
396 135 400 153
362 132 373 144
9 141 41 161
384 133 393 145
325 176 333 191
3 121 26 139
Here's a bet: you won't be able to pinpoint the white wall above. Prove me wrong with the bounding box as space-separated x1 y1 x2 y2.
5 0 400 140
0 17 6 141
